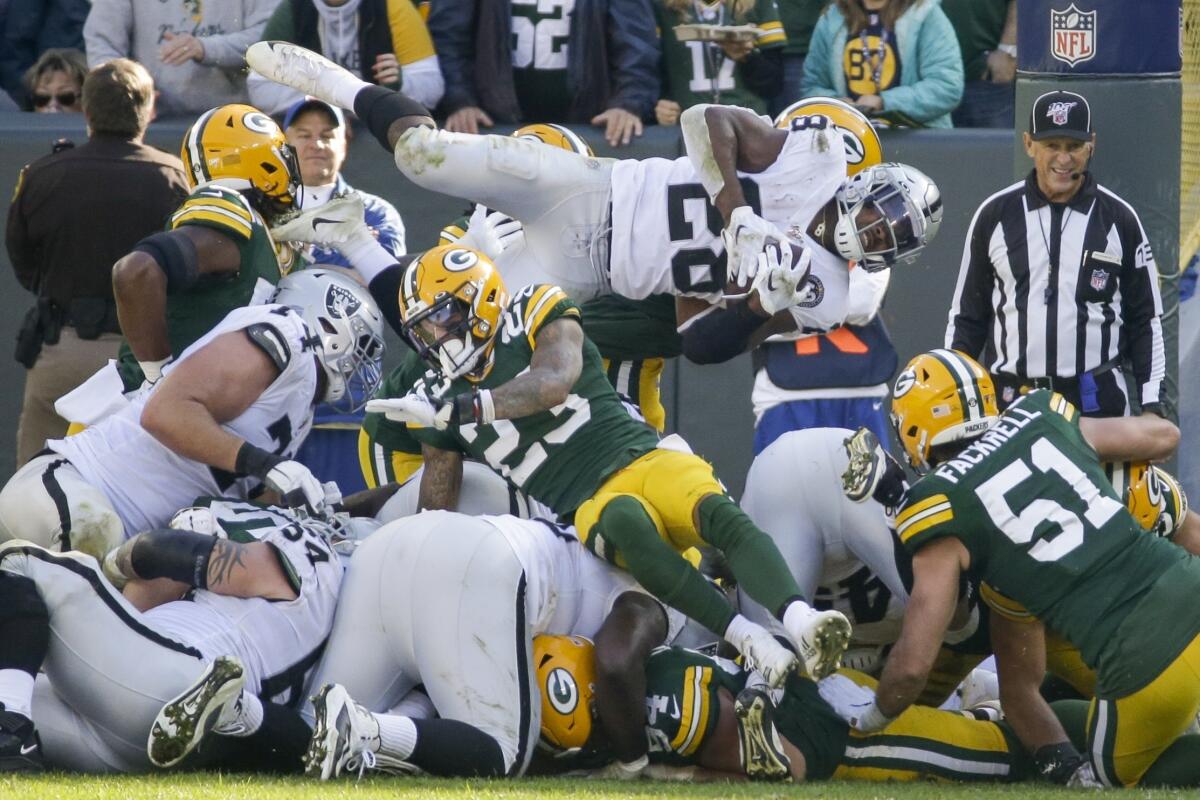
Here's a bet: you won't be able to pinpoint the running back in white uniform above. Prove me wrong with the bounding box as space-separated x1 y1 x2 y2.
144 500 342 706
43 305 318 534
608 125 846 303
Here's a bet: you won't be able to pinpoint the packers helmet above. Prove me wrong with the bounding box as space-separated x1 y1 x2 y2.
774 97 882 177
1126 464 1189 539
891 349 999 471
399 245 509 380
513 123 595 157
181 104 302 220
534 635 597 753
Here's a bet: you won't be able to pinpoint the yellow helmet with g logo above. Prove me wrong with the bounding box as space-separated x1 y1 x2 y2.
512 123 595 157
774 97 883 176
891 349 999 471
1125 463 1189 539
181 104 302 220
399 244 509 380
534 634 597 753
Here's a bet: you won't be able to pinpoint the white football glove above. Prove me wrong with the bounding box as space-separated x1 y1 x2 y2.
588 754 648 781
269 194 368 246
750 241 812 315
365 393 454 430
723 206 789 285
264 460 327 516
817 673 894 733
138 356 173 391
460 206 526 262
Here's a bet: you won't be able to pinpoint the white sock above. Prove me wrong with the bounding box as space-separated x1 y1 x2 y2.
214 690 263 737
781 600 816 634
387 689 436 720
375 713 418 761
0 670 34 720
331 76 371 113
723 613 759 649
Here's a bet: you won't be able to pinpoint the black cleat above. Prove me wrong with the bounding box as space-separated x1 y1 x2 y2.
0 706 44 773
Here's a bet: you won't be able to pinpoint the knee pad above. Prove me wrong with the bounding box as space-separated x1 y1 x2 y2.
352 85 433 152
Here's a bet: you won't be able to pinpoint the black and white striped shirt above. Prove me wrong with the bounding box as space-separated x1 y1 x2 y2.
945 171 1165 409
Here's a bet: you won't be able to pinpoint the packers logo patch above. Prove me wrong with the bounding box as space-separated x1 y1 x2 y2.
241 111 277 135
443 248 479 272
546 668 578 715
893 367 916 397
325 284 361 319
840 129 867 166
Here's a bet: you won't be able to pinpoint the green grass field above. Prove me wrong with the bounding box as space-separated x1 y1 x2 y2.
0 774 1196 800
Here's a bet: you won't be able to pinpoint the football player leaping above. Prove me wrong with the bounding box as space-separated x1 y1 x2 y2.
365 246 850 702
244 42 942 364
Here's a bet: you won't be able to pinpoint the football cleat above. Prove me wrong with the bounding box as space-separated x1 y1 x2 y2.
306 683 419 780
738 626 798 689
270 193 367 246
0 706 43 773
841 428 909 506
246 42 360 110
734 688 791 782
786 608 852 680
148 655 245 768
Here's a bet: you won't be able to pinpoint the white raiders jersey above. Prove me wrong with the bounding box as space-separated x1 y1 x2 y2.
481 514 685 642
48 304 318 534
607 124 845 303
143 500 342 706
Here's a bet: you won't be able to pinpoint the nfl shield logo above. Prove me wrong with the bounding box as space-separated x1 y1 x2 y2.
1090 269 1109 292
1051 3 1097 67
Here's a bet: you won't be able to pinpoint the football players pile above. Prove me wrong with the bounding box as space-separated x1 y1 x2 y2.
0 40 1193 791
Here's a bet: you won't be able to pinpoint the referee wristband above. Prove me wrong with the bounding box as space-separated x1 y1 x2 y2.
234 442 284 479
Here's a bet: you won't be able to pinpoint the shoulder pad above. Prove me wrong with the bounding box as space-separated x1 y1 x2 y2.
516 284 579 345
895 489 955 547
244 323 292 373
169 185 257 241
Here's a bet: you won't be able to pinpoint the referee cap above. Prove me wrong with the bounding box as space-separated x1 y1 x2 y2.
1030 90 1092 141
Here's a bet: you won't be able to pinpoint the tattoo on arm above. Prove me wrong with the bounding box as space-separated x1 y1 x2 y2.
418 445 463 511
206 539 247 589
491 318 583 419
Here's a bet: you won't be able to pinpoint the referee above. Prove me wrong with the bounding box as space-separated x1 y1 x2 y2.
945 89 1165 417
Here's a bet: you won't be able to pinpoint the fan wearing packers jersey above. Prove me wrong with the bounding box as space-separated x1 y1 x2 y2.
110 104 302 391
366 246 852 717
534 635 1032 784
830 349 1197 789
246 42 941 365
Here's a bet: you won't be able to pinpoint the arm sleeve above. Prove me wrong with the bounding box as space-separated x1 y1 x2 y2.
198 0 277 67
877 8 964 123
944 200 997 358
388 0 437 63
844 266 889 326
1118 207 1166 408
799 13 839 98
426 0 478 113
400 55 445 108
603 0 661 117
82 0 134 66
364 196 408 258
367 258 413 337
5 168 38 292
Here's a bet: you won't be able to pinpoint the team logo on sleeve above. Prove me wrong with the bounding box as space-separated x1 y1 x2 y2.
546 668 579 715
325 284 362 319
1050 4 1096 67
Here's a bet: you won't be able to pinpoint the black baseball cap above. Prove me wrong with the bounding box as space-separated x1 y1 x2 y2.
282 96 345 130
1029 90 1092 141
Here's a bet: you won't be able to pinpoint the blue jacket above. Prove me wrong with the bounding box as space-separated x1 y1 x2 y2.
1 0 89 105
801 0 963 128
428 0 659 121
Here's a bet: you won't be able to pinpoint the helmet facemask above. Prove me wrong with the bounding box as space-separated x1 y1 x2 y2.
403 286 497 381
834 163 941 271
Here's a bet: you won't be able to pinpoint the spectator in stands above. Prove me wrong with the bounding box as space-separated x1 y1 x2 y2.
83 0 278 116
943 0 1015 128
248 0 443 115
770 0 824 115
6 59 189 466
652 0 786 127
281 96 405 493
1 0 88 108
802 0 962 128
21 47 86 113
428 0 658 147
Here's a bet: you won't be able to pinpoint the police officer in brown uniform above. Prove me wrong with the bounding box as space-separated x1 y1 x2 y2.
6 58 188 466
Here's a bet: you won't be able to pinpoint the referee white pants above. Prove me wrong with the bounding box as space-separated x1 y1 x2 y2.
0 453 124 561
392 127 613 302
303 511 538 775
0 543 208 772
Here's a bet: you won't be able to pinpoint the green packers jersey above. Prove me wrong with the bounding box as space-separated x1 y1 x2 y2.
117 184 288 388
896 390 1200 697
359 351 427 487
412 284 660 515
655 0 786 114
510 0 574 122
641 646 847 778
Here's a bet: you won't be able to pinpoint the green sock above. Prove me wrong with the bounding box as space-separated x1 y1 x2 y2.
1049 699 1090 750
695 494 804 617
593 496 735 635
1141 733 1200 787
